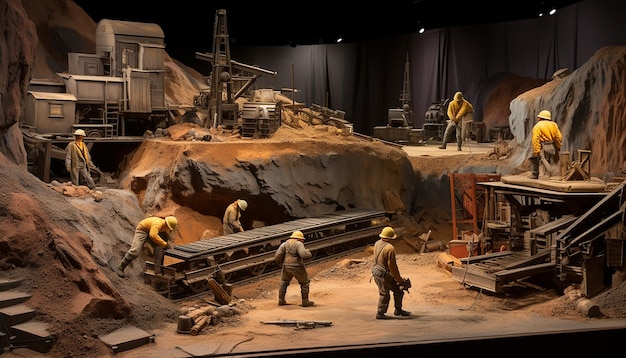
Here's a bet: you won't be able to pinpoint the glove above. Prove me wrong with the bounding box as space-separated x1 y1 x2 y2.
399 277 412 292
66 166 71 172
164 243 171 250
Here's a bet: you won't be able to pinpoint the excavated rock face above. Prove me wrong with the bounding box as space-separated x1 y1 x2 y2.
0 0 37 166
508 46 626 176
119 125 418 225
0 0 137 322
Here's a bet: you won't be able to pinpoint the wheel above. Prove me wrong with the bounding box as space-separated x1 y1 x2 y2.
188 279 209 293
247 248 267 276
86 129 104 138
323 245 339 256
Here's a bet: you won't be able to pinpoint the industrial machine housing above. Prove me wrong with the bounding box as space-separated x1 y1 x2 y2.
23 19 169 138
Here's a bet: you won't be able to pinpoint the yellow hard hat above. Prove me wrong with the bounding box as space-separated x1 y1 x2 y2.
290 230 305 240
237 199 248 211
73 129 86 137
537 110 551 120
165 216 178 230
379 226 397 239
453 91 463 101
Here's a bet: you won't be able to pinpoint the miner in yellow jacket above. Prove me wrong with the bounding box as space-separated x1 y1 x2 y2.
117 216 178 277
439 91 474 151
528 109 563 179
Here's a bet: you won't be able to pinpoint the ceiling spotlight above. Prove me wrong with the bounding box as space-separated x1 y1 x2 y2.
336 37 343 43
418 27 425 34
549 8 557 15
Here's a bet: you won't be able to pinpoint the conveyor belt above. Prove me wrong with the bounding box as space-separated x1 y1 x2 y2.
166 208 388 260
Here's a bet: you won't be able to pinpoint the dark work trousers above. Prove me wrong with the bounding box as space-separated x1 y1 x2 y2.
372 265 404 315
279 265 311 296
529 142 558 177
441 120 462 149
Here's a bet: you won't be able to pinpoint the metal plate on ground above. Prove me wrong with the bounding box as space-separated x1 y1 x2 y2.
99 326 155 353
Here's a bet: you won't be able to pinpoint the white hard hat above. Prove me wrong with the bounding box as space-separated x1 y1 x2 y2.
74 129 86 137
237 199 248 211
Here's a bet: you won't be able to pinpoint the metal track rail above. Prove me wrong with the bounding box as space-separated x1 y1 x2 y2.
166 208 387 260
145 209 390 299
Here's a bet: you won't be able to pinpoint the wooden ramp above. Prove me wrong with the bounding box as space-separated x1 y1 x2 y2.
450 249 554 293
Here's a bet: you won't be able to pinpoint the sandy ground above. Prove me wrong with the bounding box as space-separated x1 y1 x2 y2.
3 139 624 358
102 247 626 357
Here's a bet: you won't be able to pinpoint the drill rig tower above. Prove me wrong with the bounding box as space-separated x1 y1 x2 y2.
208 9 237 128
195 9 278 130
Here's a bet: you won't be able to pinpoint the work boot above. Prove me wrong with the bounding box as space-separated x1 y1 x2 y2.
527 174 538 179
116 257 132 278
438 145 446 149
376 312 389 320
278 283 288 306
301 292 315 307
457 147 462 151
394 309 411 317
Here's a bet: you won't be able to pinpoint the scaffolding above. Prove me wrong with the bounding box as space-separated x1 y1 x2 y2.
448 173 501 240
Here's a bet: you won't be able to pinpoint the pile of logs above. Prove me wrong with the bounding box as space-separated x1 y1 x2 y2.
179 304 245 336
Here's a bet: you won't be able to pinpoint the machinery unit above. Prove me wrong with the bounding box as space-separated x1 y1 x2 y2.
241 102 281 138
194 9 277 131
143 209 390 299
24 19 169 138
422 99 448 141
450 176 624 298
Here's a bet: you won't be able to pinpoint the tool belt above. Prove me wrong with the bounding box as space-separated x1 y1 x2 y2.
372 265 389 278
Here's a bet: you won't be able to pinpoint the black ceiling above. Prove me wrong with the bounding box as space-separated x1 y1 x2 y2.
73 0 581 62
74 1 582 44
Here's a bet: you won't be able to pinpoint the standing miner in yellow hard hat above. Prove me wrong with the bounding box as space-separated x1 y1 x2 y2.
371 226 411 319
65 129 97 189
274 230 315 307
117 216 178 278
528 109 562 179
439 91 474 151
222 199 248 234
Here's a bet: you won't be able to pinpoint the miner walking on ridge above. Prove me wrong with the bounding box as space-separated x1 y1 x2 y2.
65 129 97 189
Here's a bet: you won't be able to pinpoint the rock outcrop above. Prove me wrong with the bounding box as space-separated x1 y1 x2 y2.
508 46 626 177
0 0 36 166
119 125 418 226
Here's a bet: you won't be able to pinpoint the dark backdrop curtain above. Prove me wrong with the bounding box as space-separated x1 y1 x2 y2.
229 0 626 135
